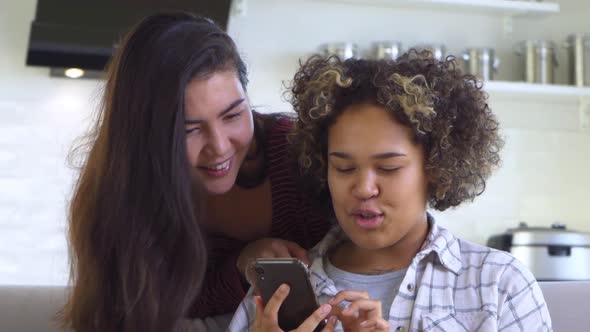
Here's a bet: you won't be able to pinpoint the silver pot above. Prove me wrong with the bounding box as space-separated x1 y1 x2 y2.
515 40 558 84
318 42 359 60
372 41 403 60
566 33 590 87
462 48 499 81
487 222 590 281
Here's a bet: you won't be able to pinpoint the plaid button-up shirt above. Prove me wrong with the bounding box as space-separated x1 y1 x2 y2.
228 217 552 331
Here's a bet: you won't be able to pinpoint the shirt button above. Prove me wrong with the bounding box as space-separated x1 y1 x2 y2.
396 326 405 331
407 283 414 292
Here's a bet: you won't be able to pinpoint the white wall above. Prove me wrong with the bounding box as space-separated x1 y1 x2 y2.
0 0 104 285
228 0 590 245
0 0 589 285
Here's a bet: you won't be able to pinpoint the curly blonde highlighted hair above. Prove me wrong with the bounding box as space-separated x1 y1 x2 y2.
288 51 503 211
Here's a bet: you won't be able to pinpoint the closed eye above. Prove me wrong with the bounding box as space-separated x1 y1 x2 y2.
224 110 243 121
335 167 355 173
379 167 401 173
186 127 201 135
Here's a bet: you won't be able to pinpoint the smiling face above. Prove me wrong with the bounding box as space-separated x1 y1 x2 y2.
327 103 429 251
184 70 254 195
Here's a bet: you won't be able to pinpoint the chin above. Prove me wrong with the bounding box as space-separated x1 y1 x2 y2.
354 239 389 251
202 177 236 195
348 232 398 251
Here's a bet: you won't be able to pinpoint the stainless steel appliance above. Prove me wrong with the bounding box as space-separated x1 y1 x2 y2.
372 41 403 60
566 33 590 87
487 222 590 281
462 48 499 81
319 42 360 60
515 40 558 84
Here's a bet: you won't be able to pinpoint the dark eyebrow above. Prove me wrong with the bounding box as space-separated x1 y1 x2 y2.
185 98 245 124
372 152 406 159
328 152 406 159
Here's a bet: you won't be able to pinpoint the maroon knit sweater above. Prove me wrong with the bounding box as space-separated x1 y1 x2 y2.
189 116 331 318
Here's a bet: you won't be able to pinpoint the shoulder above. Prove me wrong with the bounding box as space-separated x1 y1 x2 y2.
263 112 294 140
456 238 517 270
457 238 550 325
227 288 257 332
429 225 551 328
455 237 532 286
253 111 295 156
438 229 537 293
257 112 297 171
254 111 295 136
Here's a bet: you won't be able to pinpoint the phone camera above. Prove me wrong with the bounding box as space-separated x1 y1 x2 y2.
254 266 265 275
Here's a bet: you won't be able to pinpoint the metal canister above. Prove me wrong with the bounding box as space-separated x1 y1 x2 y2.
318 42 359 60
516 40 558 84
413 43 446 61
372 41 403 60
566 34 590 87
462 48 499 81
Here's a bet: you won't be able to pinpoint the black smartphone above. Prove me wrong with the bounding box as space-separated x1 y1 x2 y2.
253 258 326 332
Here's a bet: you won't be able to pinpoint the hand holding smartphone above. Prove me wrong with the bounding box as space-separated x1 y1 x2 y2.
253 258 327 332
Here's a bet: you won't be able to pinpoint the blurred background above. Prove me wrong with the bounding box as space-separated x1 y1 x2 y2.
0 0 589 286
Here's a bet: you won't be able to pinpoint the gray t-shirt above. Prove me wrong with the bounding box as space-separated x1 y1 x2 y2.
324 256 407 320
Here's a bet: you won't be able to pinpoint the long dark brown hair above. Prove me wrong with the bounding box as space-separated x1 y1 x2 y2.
60 12 248 331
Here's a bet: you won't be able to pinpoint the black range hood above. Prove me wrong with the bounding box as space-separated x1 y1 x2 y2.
26 0 232 71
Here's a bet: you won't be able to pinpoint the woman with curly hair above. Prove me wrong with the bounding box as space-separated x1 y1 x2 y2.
228 52 552 331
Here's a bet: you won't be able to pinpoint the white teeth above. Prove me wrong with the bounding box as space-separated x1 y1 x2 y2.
209 160 230 171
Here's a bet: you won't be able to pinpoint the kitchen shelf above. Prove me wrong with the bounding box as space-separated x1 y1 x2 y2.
485 81 590 129
485 81 590 100
319 0 560 17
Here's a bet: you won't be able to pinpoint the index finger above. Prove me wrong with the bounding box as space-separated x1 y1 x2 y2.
328 290 370 306
295 303 332 332
342 299 382 321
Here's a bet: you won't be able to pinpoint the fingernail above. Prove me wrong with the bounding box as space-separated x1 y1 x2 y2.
328 316 337 325
321 304 331 314
360 320 370 327
279 284 289 292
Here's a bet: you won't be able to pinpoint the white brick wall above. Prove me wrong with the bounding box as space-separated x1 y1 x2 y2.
1 0 589 285
0 0 105 285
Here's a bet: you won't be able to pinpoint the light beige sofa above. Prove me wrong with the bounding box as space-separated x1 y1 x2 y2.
1 282 589 331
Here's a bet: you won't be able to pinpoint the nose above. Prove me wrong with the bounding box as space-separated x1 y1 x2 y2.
352 171 379 201
205 126 230 156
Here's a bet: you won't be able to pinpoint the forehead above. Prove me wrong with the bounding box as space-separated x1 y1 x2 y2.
184 71 245 117
328 103 416 152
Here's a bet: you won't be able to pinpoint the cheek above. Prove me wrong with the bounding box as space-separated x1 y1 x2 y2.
186 138 204 166
229 119 254 149
327 172 348 208
382 168 428 203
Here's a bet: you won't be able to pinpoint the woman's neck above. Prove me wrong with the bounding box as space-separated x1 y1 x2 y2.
329 217 429 275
